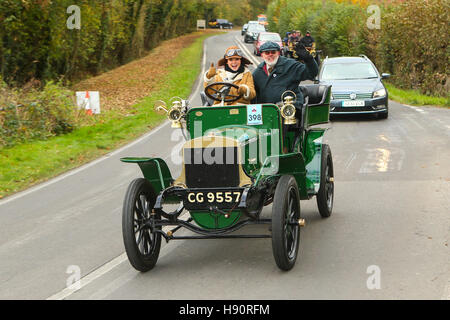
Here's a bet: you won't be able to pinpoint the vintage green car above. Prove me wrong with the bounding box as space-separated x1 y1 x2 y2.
120 82 334 272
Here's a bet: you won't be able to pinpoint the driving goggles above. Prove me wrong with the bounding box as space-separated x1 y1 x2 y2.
225 49 243 57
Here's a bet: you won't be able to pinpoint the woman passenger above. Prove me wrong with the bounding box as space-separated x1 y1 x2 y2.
204 46 256 105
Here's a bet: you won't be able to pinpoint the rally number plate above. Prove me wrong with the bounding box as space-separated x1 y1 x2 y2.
184 189 243 210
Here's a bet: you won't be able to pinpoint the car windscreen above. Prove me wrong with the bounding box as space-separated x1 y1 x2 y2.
321 62 378 80
259 34 281 41
217 19 228 23
248 25 265 32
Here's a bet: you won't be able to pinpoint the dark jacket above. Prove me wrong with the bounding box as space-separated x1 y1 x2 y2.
252 56 318 107
299 35 315 47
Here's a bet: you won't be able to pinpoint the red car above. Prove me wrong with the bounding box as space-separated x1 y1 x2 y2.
253 32 283 56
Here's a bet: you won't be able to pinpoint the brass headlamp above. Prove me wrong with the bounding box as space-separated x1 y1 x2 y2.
153 98 185 128
168 100 183 128
280 91 297 125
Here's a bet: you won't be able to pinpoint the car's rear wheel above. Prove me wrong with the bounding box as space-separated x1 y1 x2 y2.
316 144 334 218
271 175 301 271
122 178 161 272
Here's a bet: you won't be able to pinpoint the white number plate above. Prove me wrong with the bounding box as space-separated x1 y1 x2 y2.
342 100 365 107
247 104 263 125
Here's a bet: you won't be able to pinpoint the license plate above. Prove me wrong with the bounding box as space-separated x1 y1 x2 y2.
184 189 243 210
342 100 365 107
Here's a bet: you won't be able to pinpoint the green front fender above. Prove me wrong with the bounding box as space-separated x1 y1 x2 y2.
120 157 173 195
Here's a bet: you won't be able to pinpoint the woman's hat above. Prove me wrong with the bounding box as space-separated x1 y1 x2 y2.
217 46 252 66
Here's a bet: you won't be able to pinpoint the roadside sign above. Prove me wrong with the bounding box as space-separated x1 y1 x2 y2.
76 91 100 114
197 20 206 30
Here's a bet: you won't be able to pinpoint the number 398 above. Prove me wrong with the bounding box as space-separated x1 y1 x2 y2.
248 114 262 121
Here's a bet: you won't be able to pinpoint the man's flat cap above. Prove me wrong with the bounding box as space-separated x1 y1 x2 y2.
260 41 281 52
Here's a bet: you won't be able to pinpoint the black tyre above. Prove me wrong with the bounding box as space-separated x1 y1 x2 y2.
271 175 301 271
316 144 334 218
122 178 161 272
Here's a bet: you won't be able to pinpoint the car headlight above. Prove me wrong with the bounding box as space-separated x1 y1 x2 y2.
373 88 386 98
281 103 297 124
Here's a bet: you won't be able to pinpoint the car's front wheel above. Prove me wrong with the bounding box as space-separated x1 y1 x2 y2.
122 178 161 272
271 175 301 271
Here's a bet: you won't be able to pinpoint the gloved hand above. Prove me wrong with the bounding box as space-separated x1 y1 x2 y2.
206 62 216 78
295 43 313 62
238 85 247 97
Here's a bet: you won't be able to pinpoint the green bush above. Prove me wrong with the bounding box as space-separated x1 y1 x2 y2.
267 0 449 97
0 81 77 147
376 0 449 96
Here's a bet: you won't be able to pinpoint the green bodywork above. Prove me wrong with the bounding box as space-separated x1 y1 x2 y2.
121 99 330 230
120 157 173 195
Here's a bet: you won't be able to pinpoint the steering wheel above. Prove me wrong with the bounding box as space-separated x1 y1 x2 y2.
204 82 241 103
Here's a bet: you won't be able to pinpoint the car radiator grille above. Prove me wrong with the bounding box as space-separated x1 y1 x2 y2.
333 93 373 100
184 147 240 188
332 106 373 112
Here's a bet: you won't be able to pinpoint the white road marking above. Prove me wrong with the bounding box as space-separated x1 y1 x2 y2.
85 230 188 300
189 39 207 102
46 214 188 300
46 253 128 300
234 36 260 66
0 121 169 207
344 153 357 171
413 107 427 114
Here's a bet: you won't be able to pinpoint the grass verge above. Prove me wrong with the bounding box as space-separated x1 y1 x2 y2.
0 32 219 199
385 82 450 108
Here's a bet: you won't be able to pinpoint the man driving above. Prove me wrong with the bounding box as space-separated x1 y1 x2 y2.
252 41 318 109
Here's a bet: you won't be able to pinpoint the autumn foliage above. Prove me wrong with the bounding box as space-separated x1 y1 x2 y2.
0 0 269 86
267 0 449 96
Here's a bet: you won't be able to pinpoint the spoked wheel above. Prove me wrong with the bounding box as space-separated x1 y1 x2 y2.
122 178 161 272
316 144 334 218
271 175 301 271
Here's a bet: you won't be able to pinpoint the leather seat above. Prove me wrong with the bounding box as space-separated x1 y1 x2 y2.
299 84 331 106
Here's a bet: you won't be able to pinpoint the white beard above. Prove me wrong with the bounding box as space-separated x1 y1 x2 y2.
264 56 279 68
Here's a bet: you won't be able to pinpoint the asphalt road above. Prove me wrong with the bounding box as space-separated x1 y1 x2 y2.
0 31 448 300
